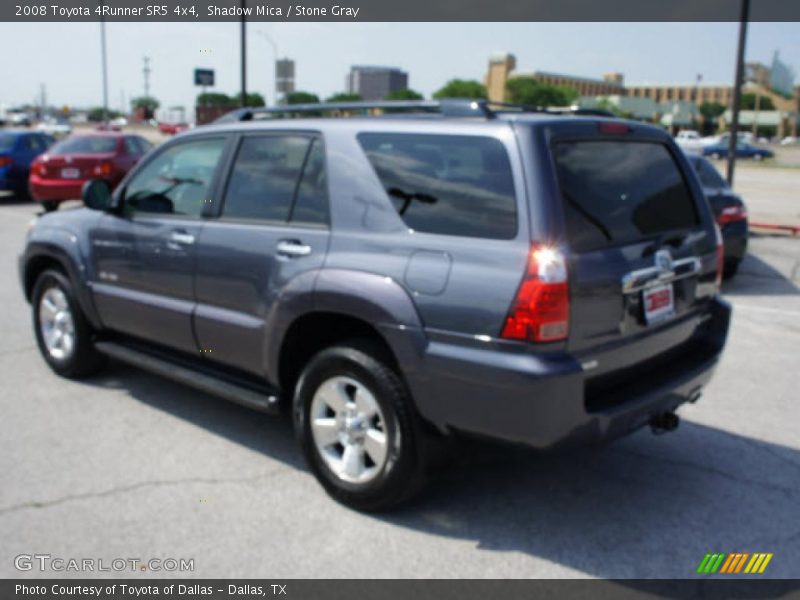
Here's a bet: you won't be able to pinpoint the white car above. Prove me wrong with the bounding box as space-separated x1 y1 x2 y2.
780 136 798 146
8 112 32 126
675 130 704 155
36 117 72 137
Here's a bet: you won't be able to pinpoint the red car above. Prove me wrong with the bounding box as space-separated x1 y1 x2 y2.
29 133 153 211
157 122 189 135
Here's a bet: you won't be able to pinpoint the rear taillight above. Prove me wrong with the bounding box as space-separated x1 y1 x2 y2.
501 244 570 343
714 226 724 290
716 205 748 226
35 162 48 177
93 162 113 176
0 156 12 168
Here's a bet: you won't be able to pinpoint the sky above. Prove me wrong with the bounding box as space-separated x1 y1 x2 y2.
0 21 798 116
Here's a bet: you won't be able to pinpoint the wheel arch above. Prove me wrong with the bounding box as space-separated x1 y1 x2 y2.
22 242 102 329
267 269 429 404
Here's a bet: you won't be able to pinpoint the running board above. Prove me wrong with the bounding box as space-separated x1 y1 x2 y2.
95 341 280 414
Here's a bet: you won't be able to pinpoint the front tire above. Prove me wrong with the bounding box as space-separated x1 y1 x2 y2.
32 269 105 378
293 340 427 511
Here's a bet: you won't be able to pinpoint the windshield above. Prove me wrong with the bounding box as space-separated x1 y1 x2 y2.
49 136 117 155
0 135 16 153
692 158 727 189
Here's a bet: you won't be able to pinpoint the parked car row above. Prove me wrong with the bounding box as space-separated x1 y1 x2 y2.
675 130 775 160
0 130 152 211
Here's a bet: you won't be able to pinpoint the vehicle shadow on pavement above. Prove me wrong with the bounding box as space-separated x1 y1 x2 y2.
722 252 798 296
86 361 305 469
386 422 800 580
85 362 799 580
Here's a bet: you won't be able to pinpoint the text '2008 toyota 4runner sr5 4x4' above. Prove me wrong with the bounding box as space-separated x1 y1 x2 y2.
20 100 731 510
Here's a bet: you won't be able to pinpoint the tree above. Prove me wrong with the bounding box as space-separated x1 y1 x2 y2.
593 98 633 120
740 93 775 111
433 79 487 100
506 79 577 107
131 96 160 119
326 92 362 102
286 91 320 105
87 107 122 122
698 102 726 135
699 102 726 120
196 92 233 107
232 92 266 107
384 89 424 101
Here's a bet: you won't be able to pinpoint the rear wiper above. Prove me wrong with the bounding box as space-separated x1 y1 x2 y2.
563 192 612 241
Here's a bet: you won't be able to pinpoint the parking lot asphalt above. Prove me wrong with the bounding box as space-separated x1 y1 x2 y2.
0 178 798 579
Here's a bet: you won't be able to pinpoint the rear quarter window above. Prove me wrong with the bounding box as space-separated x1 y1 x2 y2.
357 132 517 239
553 141 700 252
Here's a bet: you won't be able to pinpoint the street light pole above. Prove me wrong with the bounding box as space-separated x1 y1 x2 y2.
727 0 750 186
240 0 247 107
257 31 279 105
99 1 109 124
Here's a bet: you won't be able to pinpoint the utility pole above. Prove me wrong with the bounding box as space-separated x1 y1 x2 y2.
143 56 151 98
99 1 109 123
240 0 247 107
727 0 750 186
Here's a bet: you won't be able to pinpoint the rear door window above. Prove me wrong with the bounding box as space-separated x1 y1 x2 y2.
222 135 315 223
553 141 699 252
357 133 517 239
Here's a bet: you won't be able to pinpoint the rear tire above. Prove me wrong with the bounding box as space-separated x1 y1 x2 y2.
32 269 105 378
41 200 59 212
723 259 740 280
293 340 427 511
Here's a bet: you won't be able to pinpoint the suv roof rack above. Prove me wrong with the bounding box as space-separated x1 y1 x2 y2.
212 99 614 123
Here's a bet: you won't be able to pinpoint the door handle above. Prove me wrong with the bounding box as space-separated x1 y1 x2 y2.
276 240 312 258
170 231 195 245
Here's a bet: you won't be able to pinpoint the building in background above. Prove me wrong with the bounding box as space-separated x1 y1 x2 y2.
276 59 296 103
484 51 799 137
346 66 408 101
768 51 795 97
485 53 624 101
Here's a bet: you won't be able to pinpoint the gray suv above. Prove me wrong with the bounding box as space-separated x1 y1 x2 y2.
19 100 731 510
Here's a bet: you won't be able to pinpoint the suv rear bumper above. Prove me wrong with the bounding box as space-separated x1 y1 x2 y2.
405 297 731 449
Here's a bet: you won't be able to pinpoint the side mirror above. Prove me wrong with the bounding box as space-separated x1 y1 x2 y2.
82 179 113 211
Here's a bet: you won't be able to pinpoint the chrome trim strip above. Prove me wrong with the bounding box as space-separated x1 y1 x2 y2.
621 257 702 294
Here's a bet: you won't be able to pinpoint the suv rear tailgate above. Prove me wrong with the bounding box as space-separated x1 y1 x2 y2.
544 127 719 353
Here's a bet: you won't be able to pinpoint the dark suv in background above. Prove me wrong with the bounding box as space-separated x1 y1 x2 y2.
19 100 731 510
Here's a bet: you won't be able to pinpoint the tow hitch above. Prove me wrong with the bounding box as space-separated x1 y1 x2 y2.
650 412 680 435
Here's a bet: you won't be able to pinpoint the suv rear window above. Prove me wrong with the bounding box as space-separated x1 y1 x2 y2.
358 133 517 239
554 141 699 252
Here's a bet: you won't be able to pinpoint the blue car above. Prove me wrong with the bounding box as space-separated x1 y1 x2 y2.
0 131 54 198
702 140 774 161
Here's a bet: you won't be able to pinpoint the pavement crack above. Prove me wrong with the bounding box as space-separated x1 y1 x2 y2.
0 470 284 516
